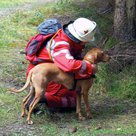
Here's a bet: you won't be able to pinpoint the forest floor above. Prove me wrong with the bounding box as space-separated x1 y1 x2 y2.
0 0 56 18
0 0 136 135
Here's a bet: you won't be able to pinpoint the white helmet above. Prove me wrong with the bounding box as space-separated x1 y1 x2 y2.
68 18 97 42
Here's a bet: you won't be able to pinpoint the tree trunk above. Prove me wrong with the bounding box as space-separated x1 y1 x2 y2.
114 0 136 42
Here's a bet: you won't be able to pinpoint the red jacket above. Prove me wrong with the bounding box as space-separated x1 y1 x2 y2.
36 29 93 79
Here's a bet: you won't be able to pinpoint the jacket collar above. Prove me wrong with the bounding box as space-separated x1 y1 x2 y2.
62 23 81 44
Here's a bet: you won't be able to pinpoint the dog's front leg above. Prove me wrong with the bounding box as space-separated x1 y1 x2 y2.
83 91 93 119
76 91 85 121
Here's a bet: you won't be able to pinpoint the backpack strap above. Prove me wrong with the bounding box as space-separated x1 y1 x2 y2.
48 29 61 61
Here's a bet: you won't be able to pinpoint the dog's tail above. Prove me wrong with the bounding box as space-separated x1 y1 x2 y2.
9 69 33 93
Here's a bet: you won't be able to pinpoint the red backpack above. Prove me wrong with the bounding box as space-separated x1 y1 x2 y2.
25 18 62 64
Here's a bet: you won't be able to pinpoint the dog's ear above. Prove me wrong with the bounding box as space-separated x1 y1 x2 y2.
88 54 95 64
84 53 95 64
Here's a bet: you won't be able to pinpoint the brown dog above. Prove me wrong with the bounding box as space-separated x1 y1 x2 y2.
10 47 110 125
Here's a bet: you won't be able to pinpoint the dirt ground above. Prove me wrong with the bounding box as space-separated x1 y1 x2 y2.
0 0 57 18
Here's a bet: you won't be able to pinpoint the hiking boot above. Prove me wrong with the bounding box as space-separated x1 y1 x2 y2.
48 107 76 113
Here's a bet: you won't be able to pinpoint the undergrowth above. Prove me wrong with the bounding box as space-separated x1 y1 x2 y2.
108 65 136 101
92 64 136 101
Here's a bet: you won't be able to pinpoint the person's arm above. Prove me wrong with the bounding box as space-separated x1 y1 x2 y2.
51 42 93 79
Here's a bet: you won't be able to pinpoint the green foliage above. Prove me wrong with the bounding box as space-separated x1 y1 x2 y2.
104 36 118 49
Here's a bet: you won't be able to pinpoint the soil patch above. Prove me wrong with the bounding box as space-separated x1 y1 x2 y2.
0 0 57 18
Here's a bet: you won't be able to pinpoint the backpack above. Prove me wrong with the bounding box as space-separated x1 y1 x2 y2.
25 18 62 64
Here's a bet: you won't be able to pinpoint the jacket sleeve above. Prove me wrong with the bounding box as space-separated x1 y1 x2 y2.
51 42 93 79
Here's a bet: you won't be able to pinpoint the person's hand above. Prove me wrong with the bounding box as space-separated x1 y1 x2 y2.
91 64 98 74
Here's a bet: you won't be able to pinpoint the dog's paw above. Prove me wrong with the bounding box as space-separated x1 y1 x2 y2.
79 116 86 121
87 113 93 119
26 119 33 125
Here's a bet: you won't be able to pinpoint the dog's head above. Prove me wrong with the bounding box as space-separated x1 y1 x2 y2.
84 48 110 64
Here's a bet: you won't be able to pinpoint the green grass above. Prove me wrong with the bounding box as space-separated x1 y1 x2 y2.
0 0 33 8
108 65 136 101
0 0 136 135
91 64 136 101
1 88 136 135
0 0 114 48
0 87 21 125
